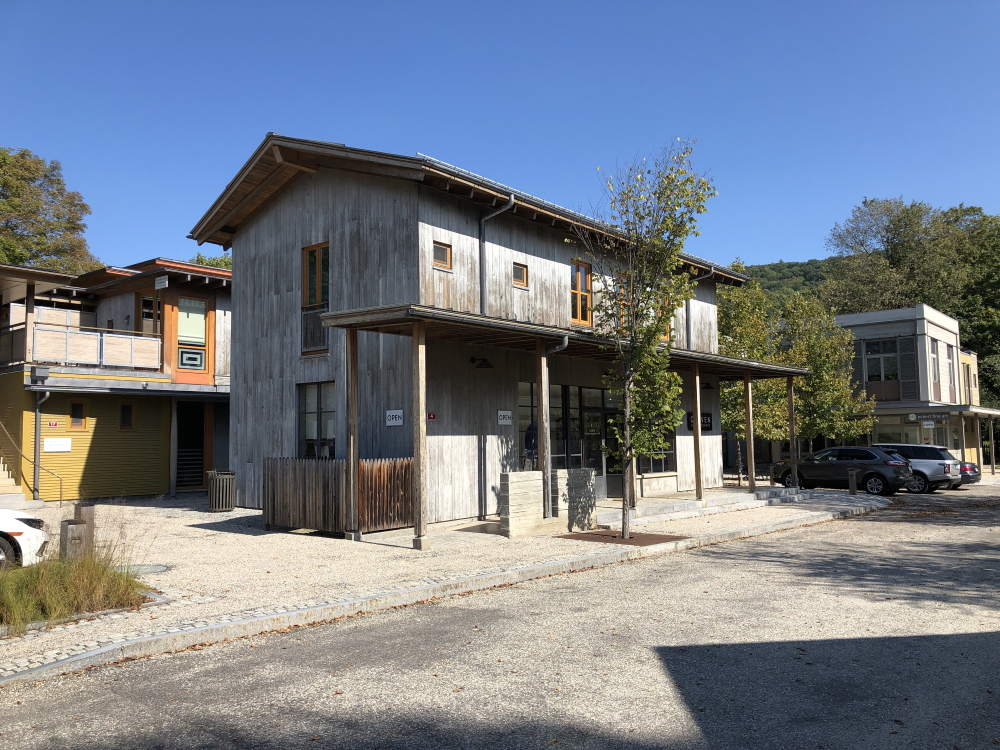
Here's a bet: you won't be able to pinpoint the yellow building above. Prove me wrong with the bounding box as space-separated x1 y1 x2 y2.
0 260 231 509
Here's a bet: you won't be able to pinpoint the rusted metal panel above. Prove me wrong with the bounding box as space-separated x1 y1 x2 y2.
262 457 346 533
358 457 413 533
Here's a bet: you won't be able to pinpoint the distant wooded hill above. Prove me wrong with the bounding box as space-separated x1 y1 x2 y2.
742 257 838 301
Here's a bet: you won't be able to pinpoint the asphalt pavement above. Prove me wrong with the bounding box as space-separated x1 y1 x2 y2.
2 488 999 749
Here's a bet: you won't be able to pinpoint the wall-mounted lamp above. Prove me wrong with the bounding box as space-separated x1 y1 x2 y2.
470 357 494 369
701 381 715 390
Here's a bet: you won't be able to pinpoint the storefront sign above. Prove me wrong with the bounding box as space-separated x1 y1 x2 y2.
154 275 169 290
906 412 952 422
43 438 71 453
686 412 712 431
497 410 513 426
922 421 935 429
385 410 404 427
427 413 436 421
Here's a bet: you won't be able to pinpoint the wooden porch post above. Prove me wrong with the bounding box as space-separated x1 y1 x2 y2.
787 376 798 487
346 328 359 535
975 416 982 467
692 363 703 503
24 282 35 362
959 414 968 462
412 321 429 550
743 371 756 494
990 418 996 476
536 339 552 518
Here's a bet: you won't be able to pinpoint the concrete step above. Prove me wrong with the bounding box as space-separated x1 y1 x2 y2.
0 493 41 511
597 490 811 528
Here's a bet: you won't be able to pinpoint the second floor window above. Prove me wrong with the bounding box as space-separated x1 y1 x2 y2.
299 381 336 458
570 262 591 325
513 263 528 287
865 339 898 384
302 245 330 353
178 298 207 371
433 242 451 270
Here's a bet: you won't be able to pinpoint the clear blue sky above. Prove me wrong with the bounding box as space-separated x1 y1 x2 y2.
4 1 999 269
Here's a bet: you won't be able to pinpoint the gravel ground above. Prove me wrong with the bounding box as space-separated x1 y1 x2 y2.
0 485 983 674
1 481 998 748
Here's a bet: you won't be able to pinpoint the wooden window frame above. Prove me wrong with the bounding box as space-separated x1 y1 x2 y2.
301 243 330 308
433 242 452 270
119 400 136 430
69 401 88 431
512 262 528 288
570 262 592 325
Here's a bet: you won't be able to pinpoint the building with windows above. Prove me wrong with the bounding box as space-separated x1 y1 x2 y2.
0 259 231 508
190 134 806 540
835 304 999 464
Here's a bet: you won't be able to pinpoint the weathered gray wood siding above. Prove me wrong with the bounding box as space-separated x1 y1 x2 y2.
670 279 718 353
94 293 135 330
230 168 420 508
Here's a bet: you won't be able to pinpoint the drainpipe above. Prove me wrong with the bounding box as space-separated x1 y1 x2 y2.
479 195 516 316
542 335 569 518
684 265 716 351
33 391 50 501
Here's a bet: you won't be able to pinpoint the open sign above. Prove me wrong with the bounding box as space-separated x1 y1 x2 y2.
385 410 404 427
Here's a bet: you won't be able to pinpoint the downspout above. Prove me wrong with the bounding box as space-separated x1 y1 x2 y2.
479 194 516 316
542 335 569 518
684 265 716 351
33 391 50 502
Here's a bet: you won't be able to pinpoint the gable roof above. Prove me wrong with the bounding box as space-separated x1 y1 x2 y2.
189 133 747 285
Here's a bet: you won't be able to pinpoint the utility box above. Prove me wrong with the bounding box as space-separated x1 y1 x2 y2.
208 471 236 512
60 519 87 560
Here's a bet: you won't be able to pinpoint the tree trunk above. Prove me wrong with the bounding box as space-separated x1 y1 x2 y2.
622 388 632 539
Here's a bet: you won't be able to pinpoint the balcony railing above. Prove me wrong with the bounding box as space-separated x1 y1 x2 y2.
33 326 162 370
0 324 26 365
302 304 329 353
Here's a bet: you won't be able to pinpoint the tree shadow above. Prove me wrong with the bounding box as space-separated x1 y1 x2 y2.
655 631 1000 749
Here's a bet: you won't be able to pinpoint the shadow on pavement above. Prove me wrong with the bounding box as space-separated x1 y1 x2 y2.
655 631 1000 749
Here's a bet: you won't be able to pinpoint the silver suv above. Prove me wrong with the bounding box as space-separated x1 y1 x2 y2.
872 444 962 493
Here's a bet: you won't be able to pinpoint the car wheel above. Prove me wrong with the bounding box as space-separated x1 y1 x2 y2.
863 474 886 495
781 471 794 488
0 536 17 570
908 473 929 494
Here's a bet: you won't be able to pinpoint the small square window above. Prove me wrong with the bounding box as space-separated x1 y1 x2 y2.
513 263 528 287
178 348 206 370
70 402 86 429
120 403 134 429
433 242 451 269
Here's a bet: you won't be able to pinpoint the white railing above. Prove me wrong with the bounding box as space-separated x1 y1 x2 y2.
33 326 162 370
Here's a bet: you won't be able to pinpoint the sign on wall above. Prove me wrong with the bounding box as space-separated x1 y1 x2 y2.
154 275 169 290
686 412 713 431
497 410 513 426
922 421 935 429
47 421 58 428
385 410 404 427
43 437 71 453
906 412 952 422
427 413 437 421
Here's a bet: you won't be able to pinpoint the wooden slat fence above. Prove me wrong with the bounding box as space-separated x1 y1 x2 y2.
359 457 413 533
263 457 347 533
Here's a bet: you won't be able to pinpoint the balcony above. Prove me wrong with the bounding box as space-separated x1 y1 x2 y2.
0 323 162 370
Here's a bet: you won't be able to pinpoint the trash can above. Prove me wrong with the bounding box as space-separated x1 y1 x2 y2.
207 471 236 512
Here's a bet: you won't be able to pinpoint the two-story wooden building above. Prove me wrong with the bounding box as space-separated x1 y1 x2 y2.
190 134 805 543
0 258 231 508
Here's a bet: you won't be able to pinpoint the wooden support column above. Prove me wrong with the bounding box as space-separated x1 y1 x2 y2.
990 418 996 476
959 414 968 462
412 322 429 550
536 339 552 517
787 376 798 487
691 363 703 503
743 371 756 494
24 282 35 362
975 416 983 467
346 329 359 535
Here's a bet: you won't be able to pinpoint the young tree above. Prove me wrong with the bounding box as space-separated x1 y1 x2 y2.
190 251 232 269
0 146 101 273
574 141 716 537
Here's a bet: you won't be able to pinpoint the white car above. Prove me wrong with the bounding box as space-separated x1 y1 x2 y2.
0 509 49 569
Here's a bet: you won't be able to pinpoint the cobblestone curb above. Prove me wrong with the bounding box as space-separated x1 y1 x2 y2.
0 499 888 687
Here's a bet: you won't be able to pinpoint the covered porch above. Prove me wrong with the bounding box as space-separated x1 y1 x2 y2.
321 304 810 550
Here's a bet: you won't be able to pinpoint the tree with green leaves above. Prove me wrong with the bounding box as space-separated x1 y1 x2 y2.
574 141 716 537
0 146 101 274
190 251 232 269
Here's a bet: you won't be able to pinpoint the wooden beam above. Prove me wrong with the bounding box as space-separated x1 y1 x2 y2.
692 363 703 503
346 329 359 534
199 163 289 243
536 339 552 518
975 416 982 466
787 376 798 487
412 321 430 550
743 371 756 494
990 418 995 476
271 145 319 172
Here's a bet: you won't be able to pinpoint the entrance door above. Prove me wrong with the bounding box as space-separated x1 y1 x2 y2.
604 413 623 498
176 401 205 488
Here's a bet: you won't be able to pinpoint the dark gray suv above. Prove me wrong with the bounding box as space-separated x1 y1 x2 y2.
771 446 913 495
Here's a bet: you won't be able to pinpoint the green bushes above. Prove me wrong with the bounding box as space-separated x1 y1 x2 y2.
0 555 146 633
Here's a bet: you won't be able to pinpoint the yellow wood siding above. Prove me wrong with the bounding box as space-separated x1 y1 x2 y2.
0 371 31 492
23 392 170 501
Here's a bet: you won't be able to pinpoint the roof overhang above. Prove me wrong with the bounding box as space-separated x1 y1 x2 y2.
0 264 75 302
189 134 747 285
321 305 809 381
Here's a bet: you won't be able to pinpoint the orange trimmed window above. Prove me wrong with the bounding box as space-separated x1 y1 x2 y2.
433 242 452 269
69 402 86 430
570 262 591 325
513 263 528 287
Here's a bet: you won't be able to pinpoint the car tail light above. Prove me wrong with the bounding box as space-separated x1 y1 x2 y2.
961 463 976 472
942 464 951 474
884 460 908 466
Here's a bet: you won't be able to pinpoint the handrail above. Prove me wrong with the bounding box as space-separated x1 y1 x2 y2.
0 417 63 505
34 324 162 339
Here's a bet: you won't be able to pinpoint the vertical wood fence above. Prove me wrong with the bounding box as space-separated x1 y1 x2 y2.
263 458 347 533
359 457 413 533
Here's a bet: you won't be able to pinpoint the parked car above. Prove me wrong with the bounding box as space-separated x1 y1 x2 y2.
872 444 962 493
0 509 49 570
959 461 982 486
771 446 913 495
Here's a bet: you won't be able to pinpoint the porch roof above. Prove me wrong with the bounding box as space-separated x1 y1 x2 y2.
321 304 811 381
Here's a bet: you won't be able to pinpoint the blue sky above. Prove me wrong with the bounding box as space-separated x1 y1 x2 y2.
3 1 999 269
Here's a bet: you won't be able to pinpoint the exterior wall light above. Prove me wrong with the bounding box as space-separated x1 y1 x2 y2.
470 357 494 369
